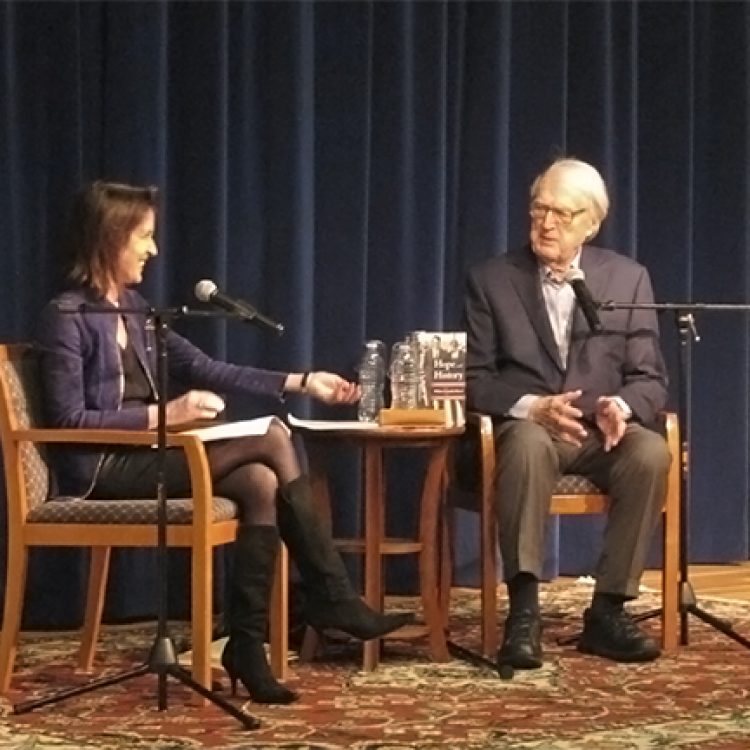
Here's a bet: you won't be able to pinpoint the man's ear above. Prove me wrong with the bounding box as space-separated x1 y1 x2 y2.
586 222 600 240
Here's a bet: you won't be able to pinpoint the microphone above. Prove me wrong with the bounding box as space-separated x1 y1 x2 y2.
194 280 285 335
564 268 602 333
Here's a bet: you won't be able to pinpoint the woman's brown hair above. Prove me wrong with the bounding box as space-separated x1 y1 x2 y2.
66 181 159 296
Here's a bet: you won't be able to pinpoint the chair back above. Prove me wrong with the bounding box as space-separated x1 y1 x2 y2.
0 343 50 522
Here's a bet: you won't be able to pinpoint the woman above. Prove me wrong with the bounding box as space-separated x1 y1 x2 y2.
36 180 412 704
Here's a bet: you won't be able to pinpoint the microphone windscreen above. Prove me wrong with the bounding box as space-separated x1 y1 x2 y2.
194 279 217 302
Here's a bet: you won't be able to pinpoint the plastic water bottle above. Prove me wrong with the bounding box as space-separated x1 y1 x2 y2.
357 340 386 422
389 340 419 409
408 330 428 407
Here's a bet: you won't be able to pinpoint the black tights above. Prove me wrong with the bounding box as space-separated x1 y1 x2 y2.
206 418 300 526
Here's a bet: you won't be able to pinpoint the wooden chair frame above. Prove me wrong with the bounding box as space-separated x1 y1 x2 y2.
447 410 681 657
0 343 288 698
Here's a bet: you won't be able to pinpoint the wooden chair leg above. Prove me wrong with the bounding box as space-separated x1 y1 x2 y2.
661 501 681 650
299 627 322 662
190 540 213 705
661 415 681 650
269 541 289 680
439 506 453 631
0 541 29 693
78 545 111 671
417 445 450 662
480 490 498 658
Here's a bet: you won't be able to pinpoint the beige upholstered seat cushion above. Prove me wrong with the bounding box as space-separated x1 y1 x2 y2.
553 474 602 494
27 496 238 524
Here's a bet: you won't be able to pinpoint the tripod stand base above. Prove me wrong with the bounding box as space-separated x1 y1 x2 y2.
682 603 750 650
676 580 750 649
447 640 514 680
13 636 261 730
596 581 750 652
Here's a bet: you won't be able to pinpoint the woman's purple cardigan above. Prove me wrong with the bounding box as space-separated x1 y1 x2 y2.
36 286 288 497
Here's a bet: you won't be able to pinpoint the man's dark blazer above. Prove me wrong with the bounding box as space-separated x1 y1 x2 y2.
463 244 668 425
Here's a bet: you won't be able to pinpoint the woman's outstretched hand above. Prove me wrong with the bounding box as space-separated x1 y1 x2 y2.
305 372 360 405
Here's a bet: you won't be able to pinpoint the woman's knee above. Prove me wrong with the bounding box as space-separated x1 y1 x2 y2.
220 463 279 513
247 463 280 501
265 418 294 451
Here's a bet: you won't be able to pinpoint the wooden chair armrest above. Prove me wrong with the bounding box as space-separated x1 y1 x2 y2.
455 409 680 521
466 410 495 451
466 411 491 430
466 411 496 494
467 410 680 466
662 411 679 444
660 409 681 514
14 428 215 525
14 427 198 447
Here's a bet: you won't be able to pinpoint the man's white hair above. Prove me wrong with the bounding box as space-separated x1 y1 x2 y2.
530 158 610 224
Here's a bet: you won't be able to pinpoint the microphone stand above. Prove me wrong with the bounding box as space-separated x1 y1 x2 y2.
14 305 264 728
599 300 750 650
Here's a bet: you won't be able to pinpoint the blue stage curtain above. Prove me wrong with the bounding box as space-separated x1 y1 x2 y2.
1 1 748 624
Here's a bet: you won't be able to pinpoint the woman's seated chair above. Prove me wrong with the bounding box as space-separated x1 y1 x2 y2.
0 342 289 697
445 410 680 657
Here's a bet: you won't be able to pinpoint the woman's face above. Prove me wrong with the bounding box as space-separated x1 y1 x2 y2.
115 208 157 289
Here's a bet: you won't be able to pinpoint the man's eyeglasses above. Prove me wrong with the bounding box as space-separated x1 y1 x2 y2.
529 201 587 226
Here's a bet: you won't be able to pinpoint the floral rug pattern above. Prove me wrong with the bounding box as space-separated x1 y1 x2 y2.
2 582 750 749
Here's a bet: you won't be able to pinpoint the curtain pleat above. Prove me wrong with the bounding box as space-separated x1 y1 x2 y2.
1 0 748 623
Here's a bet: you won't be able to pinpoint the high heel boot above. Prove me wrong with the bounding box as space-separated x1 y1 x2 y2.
221 525 299 704
278 476 414 639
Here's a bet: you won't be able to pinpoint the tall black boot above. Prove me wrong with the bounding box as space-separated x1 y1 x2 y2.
278 475 414 639
221 525 299 704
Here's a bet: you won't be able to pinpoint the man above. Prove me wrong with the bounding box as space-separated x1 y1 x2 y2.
463 158 670 670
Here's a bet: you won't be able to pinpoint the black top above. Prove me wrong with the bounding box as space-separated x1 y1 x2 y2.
120 336 153 407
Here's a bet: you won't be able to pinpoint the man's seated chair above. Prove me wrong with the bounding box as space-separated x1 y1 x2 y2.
445 410 680 658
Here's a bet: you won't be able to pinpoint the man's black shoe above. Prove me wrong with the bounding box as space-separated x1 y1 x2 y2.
577 607 660 663
496 609 543 670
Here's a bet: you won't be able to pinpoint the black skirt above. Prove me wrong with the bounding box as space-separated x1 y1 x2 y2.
92 447 194 499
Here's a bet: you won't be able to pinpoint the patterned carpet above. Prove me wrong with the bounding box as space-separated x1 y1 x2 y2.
2 582 750 749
